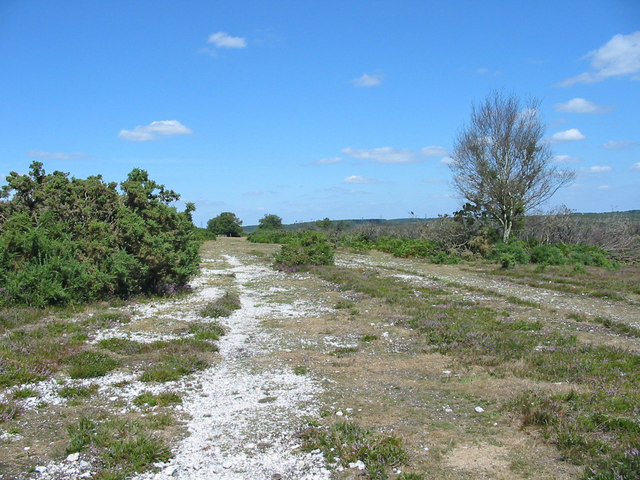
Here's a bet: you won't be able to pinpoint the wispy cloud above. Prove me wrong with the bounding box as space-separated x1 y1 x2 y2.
421 146 449 157
351 73 382 87
26 150 93 160
586 165 613 173
314 157 343 165
342 147 417 164
476 67 501 76
118 120 193 142
208 32 247 48
550 128 586 143
440 157 455 165
558 31 640 86
554 98 610 114
598 185 611 190
344 175 377 184
631 162 640 171
553 154 581 164
602 140 637 150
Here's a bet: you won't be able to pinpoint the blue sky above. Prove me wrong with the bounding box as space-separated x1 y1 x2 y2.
1 0 638 226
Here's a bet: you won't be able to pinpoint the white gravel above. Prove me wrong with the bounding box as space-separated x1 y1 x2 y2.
24 253 330 480
136 258 330 479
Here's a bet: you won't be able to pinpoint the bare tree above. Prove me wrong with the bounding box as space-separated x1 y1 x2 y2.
450 91 575 242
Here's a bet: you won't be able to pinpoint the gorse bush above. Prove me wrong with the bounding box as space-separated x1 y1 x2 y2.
0 162 200 307
489 240 614 268
274 231 334 270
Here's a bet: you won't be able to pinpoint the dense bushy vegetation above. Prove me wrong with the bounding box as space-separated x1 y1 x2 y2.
206 211 243 237
257 213 283 231
0 162 200 307
246 229 293 244
273 231 334 270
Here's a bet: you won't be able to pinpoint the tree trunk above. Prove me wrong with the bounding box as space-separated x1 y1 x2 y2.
502 219 512 243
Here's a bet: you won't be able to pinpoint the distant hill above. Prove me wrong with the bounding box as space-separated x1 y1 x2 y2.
242 210 640 233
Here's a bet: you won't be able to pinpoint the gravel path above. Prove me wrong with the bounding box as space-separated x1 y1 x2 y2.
135 254 330 480
25 250 331 480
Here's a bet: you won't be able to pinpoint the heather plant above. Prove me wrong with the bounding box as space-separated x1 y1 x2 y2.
0 162 200 306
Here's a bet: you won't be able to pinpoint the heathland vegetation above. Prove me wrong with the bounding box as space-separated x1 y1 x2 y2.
1 94 638 479
0 162 200 307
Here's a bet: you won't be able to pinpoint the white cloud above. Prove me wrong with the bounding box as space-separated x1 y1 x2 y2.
602 140 637 150
631 162 640 170
208 32 247 48
351 73 382 87
550 128 586 143
315 157 343 165
421 146 449 157
342 146 417 164
344 175 377 184
598 185 611 190
119 120 193 142
554 98 609 114
440 157 455 165
559 31 640 86
476 67 501 76
553 154 581 163
587 166 613 173
26 150 92 160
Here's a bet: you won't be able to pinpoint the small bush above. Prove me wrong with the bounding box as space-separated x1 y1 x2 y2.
530 245 566 265
274 231 334 270
491 241 530 265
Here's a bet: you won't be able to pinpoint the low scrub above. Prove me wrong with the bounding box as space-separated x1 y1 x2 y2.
274 231 335 270
490 240 615 268
247 229 294 244
67 415 171 478
299 421 409 480
140 354 208 383
200 291 241 318
312 265 640 479
65 351 120 379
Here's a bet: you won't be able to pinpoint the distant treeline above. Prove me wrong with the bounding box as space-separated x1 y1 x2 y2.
244 210 640 234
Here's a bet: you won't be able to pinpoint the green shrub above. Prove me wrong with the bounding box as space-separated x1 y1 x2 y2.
274 231 334 270
207 212 243 237
490 241 530 265
0 162 200 307
247 229 293 244
530 245 566 265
